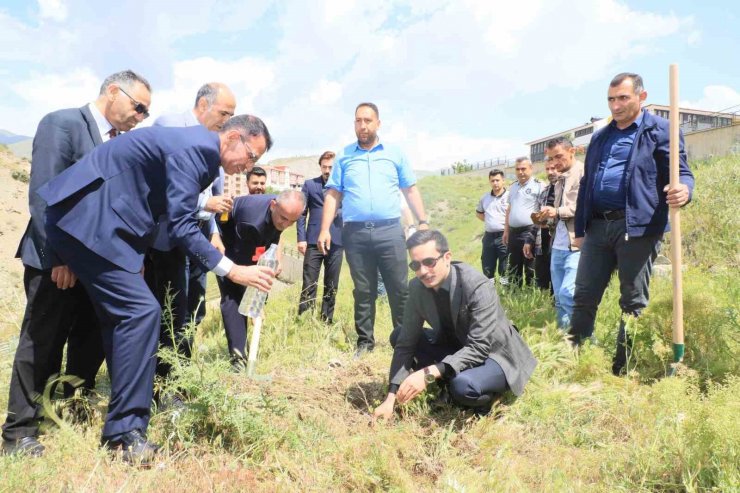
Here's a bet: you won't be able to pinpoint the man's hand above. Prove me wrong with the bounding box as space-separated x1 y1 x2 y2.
523 243 534 260
372 395 397 423
51 265 76 290
539 206 557 219
395 370 427 404
664 183 690 208
502 229 509 246
417 222 430 231
226 265 275 292
204 195 234 214
211 232 225 254
317 230 332 255
572 237 584 249
297 241 307 256
274 259 283 278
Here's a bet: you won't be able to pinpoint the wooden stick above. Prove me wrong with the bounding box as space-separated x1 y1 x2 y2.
669 64 685 368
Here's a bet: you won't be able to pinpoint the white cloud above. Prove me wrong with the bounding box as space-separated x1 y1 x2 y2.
309 80 343 106
681 85 740 113
38 0 68 22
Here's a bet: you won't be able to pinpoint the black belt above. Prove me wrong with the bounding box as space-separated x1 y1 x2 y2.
485 231 504 236
344 218 399 229
592 209 625 221
509 226 532 233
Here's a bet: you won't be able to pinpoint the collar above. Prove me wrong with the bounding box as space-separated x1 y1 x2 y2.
610 108 645 132
490 187 507 197
186 109 201 126
87 102 114 138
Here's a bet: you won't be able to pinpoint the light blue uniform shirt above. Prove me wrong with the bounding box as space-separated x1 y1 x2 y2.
326 139 416 222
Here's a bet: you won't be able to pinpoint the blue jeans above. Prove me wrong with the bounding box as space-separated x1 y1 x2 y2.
550 248 580 329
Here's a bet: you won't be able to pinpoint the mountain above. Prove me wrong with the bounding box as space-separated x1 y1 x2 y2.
0 129 31 145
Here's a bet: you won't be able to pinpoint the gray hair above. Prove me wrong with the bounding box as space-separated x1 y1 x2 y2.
221 114 274 152
99 70 151 95
515 156 532 166
194 83 219 109
610 72 644 94
276 189 306 212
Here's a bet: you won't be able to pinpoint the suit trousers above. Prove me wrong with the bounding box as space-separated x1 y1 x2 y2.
215 275 248 358
144 248 190 379
481 231 507 280
414 336 508 408
49 228 160 439
298 244 343 323
507 226 535 287
2 266 103 440
534 227 552 292
343 222 408 350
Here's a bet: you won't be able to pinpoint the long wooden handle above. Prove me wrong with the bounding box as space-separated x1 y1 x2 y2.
669 64 684 365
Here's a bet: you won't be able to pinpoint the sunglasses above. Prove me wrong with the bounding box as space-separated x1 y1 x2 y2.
118 86 150 119
408 253 446 271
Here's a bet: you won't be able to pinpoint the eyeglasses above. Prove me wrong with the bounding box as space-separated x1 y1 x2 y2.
118 86 150 119
239 135 260 164
408 253 446 271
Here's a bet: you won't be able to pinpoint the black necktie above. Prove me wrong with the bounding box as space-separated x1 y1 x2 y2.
108 128 118 139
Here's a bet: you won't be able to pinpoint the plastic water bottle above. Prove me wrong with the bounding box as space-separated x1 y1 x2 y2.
238 243 279 318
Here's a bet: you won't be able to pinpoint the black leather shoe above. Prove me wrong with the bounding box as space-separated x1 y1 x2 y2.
102 429 159 466
2 436 45 457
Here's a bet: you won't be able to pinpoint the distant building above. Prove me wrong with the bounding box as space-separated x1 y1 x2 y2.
222 165 305 197
526 104 737 163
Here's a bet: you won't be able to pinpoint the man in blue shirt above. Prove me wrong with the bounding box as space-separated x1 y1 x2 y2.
570 73 694 375
318 103 430 355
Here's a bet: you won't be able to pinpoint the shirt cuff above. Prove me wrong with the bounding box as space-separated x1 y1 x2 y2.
388 383 400 394
435 363 449 379
212 256 234 277
197 194 208 212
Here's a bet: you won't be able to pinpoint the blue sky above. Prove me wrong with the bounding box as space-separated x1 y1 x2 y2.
1 0 738 170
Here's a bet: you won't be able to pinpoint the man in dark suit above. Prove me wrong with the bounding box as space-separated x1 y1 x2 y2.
297 151 343 324
217 191 305 369
2 70 152 457
374 230 537 420
38 115 275 465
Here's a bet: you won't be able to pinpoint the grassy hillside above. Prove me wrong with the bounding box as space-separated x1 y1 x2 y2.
0 156 738 492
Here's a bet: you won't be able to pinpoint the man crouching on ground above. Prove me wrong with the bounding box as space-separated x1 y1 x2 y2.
374 230 537 419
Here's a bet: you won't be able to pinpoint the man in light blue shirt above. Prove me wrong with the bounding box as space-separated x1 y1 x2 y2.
318 102 429 355
148 82 235 383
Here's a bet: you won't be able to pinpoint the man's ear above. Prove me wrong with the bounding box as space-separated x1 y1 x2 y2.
639 90 648 103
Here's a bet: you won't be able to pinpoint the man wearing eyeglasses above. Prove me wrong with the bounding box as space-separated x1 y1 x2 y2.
35 115 274 465
373 230 537 420
2 70 151 458
147 83 236 387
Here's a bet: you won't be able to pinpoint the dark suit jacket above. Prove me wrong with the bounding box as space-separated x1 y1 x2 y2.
296 176 342 247
219 194 282 266
390 262 537 396
16 105 102 270
38 126 224 274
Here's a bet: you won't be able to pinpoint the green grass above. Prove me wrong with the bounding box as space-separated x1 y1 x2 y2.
0 156 738 492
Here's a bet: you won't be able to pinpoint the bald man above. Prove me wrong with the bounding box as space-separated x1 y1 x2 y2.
148 83 236 384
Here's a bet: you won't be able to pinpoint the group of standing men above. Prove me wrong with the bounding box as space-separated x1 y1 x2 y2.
477 72 694 375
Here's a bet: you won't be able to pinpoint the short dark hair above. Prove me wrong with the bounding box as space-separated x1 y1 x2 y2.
406 229 449 254
221 114 273 152
489 169 504 178
610 72 644 94
99 70 151 95
546 136 573 150
318 151 335 164
247 166 266 179
355 102 379 118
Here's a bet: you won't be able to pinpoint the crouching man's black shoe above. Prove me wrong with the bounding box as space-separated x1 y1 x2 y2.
102 429 159 466
2 436 45 457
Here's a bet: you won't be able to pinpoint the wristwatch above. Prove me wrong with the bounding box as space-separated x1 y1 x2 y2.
418 219 429 226
423 366 436 385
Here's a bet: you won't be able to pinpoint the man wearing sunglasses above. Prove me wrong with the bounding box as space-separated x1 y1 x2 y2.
373 230 537 420
2 70 151 458
35 115 273 465
147 83 236 388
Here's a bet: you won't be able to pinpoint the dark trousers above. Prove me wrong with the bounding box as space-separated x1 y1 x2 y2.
144 248 190 379
216 275 248 358
414 336 508 408
507 226 535 287
534 227 553 292
49 228 160 439
298 244 343 323
2 266 104 440
570 219 660 368
343 221 408 350
481 231 507 280
187 256 208 328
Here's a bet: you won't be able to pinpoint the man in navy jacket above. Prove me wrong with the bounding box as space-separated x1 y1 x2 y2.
569 73 694 375
297 151 344 323
38 115 275 464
